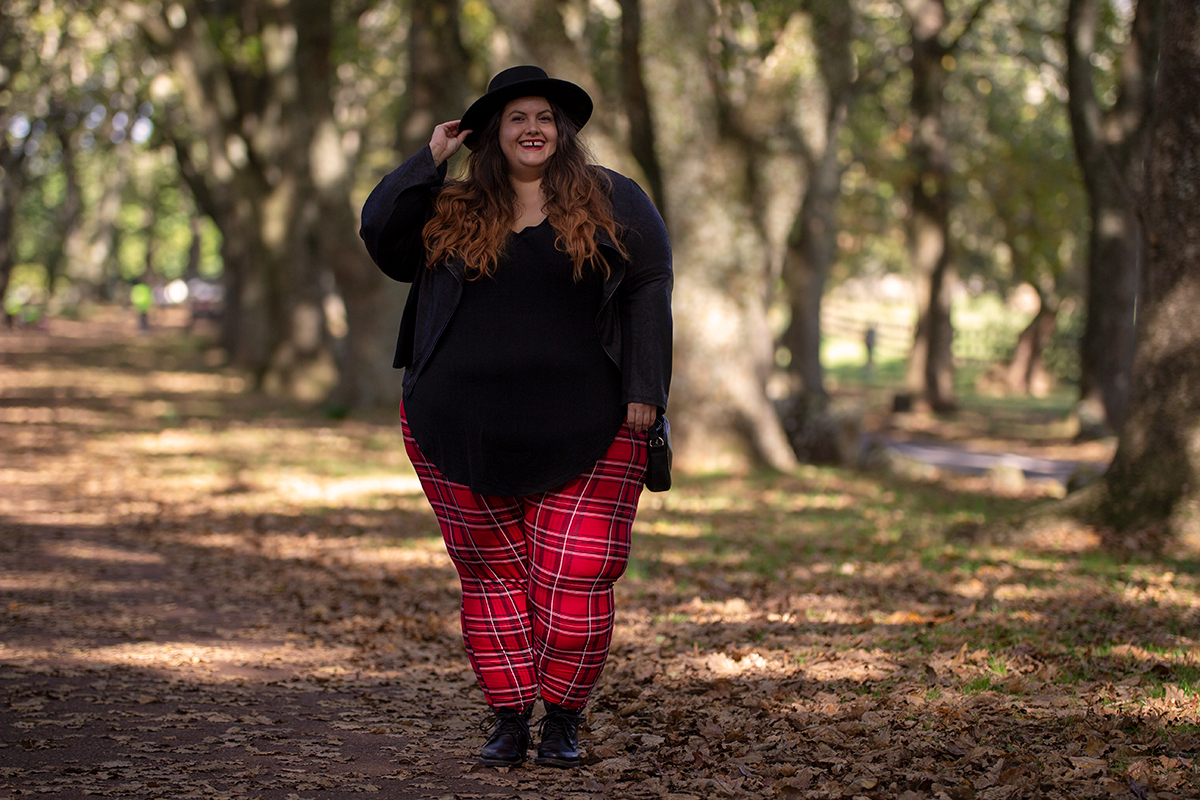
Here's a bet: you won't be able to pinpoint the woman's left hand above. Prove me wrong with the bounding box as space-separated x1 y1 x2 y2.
626 402 657 433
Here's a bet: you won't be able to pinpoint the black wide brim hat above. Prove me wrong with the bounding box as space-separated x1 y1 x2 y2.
460 65 593 150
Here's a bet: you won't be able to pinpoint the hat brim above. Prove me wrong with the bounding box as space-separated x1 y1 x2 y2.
460 78 593 150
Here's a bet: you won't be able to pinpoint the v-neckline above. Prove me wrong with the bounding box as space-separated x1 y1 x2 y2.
512 216 549 235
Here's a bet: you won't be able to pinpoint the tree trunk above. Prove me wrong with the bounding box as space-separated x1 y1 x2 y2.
781 0 855 399
1101 0 1200 546
0 143 24 310
138 0 406 405
1066 0 1162 434
170 137 263 365
141 4 308 384
184 217 201 281
41 128 83 297
1005 290 1058 397
643 0 797 471
400 0 472 159
0 6 19 310
902 0 957 413
618 0 667 215
83 140 131 303
292 0 409 409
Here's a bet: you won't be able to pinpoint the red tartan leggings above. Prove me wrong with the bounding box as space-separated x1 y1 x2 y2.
401 406 647 713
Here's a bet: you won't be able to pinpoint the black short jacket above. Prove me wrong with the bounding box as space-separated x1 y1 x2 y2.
359 146 673 411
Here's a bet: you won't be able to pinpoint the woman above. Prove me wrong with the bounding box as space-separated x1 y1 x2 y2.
359 66 672 768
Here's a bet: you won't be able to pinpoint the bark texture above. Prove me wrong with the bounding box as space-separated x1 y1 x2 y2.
138 0 403 407
1066 0 1162 434
618 0 667 215
0 144 23 309
400 0 472 159
901 0 959 413
780 0 855 399
643 0 800 471
1005 290 1058 397
1101 0 1200 545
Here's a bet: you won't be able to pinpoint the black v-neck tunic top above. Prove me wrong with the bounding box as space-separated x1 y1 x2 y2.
404 218 625 496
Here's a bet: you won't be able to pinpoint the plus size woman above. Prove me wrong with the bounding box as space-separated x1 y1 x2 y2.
359 66 672 768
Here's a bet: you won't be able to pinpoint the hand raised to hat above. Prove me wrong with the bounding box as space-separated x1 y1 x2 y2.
430 120 472 166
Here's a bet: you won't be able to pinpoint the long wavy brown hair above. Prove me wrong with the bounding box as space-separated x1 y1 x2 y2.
423 100 627 280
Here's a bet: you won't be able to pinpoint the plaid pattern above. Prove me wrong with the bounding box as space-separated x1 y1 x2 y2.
402 405 646 712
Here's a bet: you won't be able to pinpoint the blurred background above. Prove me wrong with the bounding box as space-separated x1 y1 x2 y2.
0 0 1155 472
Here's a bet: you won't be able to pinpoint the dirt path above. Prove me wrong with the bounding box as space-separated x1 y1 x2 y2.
0 315 551 798
0 504 517 800
2 313 1197 799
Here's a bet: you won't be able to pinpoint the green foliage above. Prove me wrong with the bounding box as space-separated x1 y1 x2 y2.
2 0 218 306
0 0 1135 414
835 0 1088 313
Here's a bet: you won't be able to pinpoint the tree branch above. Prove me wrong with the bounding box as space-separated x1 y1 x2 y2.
946 0 995 54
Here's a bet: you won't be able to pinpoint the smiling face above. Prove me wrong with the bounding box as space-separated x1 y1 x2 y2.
498 96 558 180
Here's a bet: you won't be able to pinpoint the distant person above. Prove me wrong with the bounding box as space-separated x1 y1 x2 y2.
131 282 152 331
359 66 673 768
863 325 877 377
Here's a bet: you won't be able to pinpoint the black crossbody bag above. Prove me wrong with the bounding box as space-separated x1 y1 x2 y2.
644 415 672 492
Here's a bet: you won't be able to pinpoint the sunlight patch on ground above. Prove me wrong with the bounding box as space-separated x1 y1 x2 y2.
2 640 361 683
41 542 167 565
760 486 862 511
0 406 114 425
636 518 708 538
271 474 423 503
337 546 452 568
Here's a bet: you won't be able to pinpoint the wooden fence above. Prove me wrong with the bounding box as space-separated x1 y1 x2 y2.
820 299 1023 366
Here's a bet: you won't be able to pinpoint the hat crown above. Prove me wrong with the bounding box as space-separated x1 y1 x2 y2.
459 65 592 150
488 66 550 93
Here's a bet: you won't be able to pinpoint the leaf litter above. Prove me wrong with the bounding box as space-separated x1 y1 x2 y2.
2 313 1199 799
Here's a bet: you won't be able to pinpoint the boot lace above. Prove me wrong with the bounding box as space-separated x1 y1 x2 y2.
480 708 530 739
534 706 583 740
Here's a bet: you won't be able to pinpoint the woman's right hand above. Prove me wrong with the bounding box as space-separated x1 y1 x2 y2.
430 120 472 166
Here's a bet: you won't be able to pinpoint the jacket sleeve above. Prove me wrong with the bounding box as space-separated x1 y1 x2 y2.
359 146 448 282
615 176 674 411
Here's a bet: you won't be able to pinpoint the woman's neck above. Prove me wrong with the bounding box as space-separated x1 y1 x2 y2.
510 176 546 232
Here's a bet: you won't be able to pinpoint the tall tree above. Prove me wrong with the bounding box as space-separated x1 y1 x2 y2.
41 128 85 296
780 0 857 399
899 0 991 413
1066 0 1162 435
0 3 24 309
399 0 472 158
0 144 24 310
617 0 667 214
1099 0 1200 546
133 0 403 406
642 0 820 470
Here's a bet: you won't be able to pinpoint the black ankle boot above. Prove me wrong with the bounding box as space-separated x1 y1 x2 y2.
534 702 584 768
479 707 532 766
